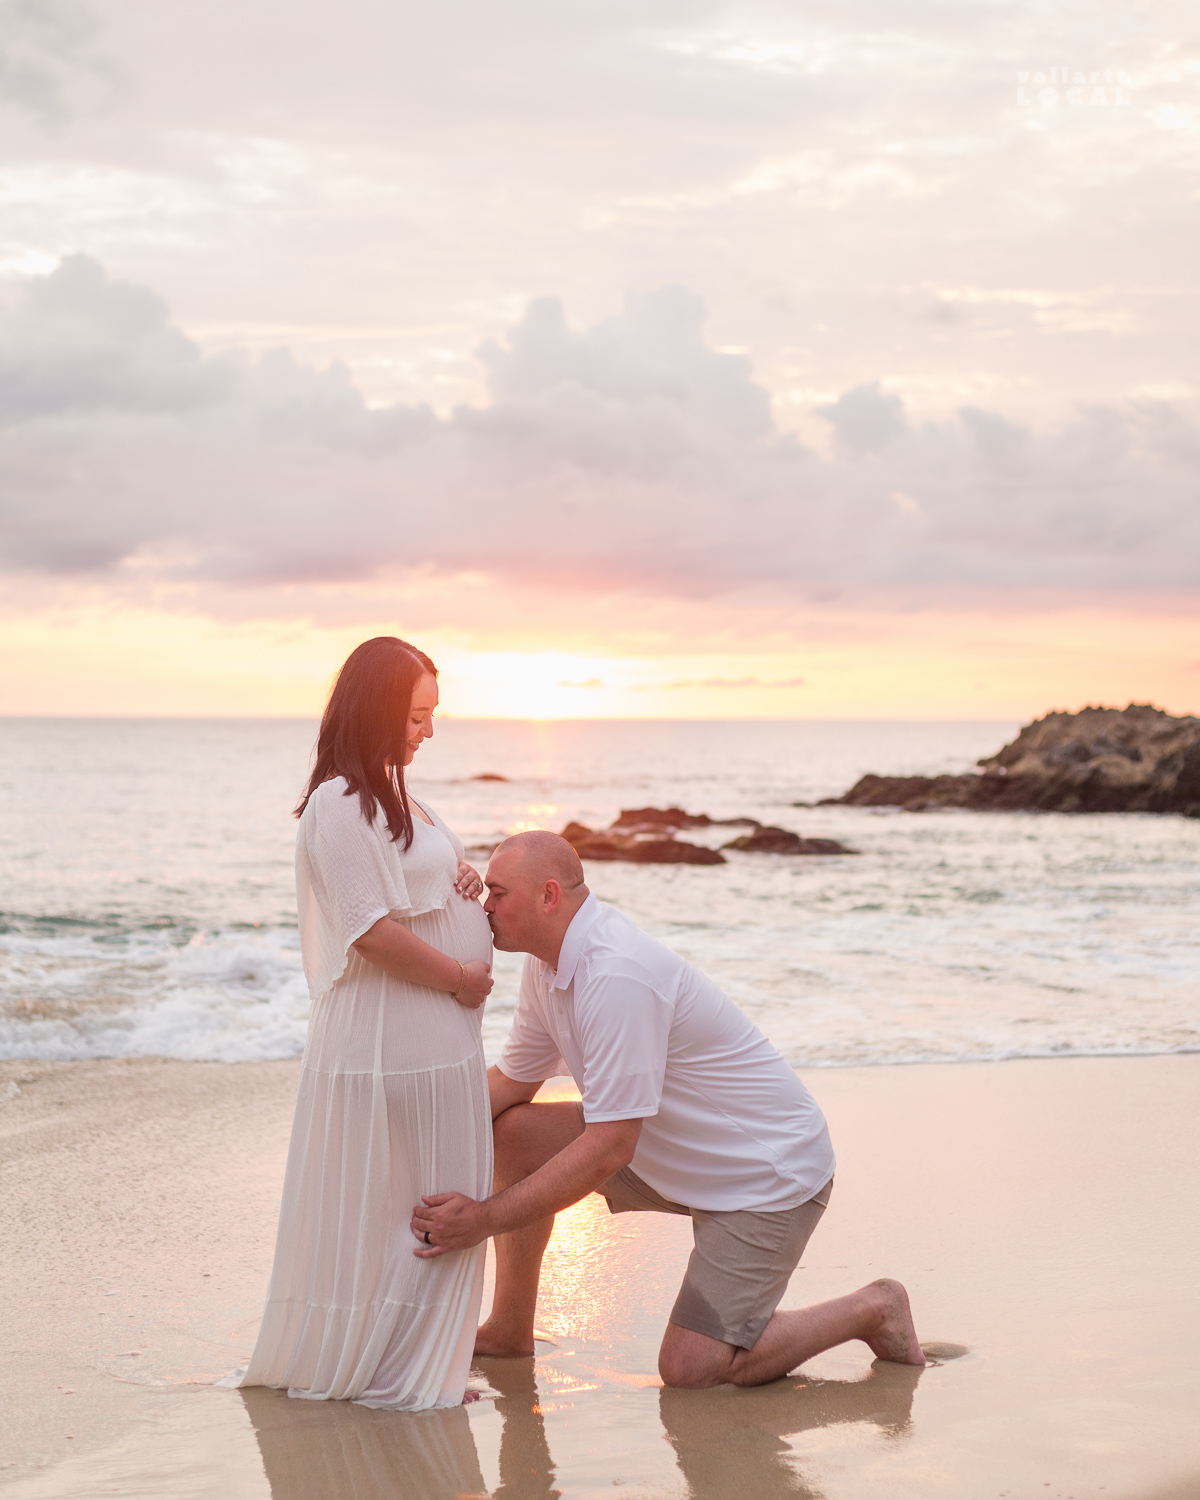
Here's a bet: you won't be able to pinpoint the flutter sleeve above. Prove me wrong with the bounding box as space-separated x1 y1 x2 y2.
295 779 414 1002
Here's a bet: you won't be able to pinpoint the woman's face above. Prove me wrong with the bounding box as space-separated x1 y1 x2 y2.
403 672 439 766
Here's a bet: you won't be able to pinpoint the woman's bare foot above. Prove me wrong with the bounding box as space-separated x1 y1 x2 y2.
474 1319 535 1357
862 1279 926 1365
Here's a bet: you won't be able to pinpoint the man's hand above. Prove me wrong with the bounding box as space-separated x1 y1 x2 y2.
411 1192 488 1257
412 1115 642 1262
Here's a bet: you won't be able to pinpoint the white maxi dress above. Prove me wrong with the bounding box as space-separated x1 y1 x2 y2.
230 777 493 1410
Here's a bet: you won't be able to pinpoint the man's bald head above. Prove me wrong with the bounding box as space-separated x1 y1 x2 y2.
484 831 589 962
490 830 585 890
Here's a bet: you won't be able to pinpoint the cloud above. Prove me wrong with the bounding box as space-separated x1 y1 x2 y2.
0 0 110 122
0 255 230 423
477 288 772 443
1 258 1199 613
819 381 906 456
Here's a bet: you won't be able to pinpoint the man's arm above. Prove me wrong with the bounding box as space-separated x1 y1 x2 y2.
488 1063 542 1121
410 1114 643 1256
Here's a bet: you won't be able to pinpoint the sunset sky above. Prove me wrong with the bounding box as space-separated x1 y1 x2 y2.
1 1 1197 719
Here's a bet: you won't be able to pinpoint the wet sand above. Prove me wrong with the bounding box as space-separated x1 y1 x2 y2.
1 1052 1197 1499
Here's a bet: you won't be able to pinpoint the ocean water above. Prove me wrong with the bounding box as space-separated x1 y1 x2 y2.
1 717 1197 1069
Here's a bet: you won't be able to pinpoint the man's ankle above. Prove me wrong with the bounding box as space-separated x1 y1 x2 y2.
479 1312 534 1335
474 1320 537 1356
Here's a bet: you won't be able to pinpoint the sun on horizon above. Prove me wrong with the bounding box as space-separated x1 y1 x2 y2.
1 604 1196 722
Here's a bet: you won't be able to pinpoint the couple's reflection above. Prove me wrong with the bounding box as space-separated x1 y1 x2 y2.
241 1356 921 1500
240 1359 557 1500
239 1383 489 1500
659 1361 923 1500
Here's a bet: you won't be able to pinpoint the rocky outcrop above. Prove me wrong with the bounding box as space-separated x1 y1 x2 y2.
824 773 979 812
609 808 759 832
610 807 713 831
560 820 725 865
722 827 857 855
827 704 1200 816
561 807 854 862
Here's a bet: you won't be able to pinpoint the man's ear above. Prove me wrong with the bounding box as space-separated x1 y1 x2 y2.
542 879 562 913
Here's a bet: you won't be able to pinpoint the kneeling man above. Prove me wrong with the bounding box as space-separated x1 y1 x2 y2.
411 831 924 1388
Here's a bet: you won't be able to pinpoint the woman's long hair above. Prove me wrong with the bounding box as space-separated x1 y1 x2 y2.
295 637 437 847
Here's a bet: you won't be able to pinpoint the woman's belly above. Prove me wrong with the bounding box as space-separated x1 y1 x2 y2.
303 897 494 1076
408 893 493 968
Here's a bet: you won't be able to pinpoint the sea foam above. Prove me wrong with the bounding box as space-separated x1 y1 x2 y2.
2 717 1198 1068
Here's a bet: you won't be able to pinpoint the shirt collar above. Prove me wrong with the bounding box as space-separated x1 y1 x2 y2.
549 892 600 991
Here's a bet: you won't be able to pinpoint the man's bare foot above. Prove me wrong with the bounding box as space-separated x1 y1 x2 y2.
862 1279 926 1365
474 1320 535 1358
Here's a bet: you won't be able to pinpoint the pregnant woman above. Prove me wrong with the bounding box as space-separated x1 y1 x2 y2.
231 636 494 1409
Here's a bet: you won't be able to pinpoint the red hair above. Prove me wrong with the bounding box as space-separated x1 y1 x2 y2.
295 636 437 848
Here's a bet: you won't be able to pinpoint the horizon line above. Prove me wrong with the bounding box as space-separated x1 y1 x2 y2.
0 711 1070 724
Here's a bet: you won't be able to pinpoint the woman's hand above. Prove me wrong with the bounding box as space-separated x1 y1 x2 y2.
454 859 485 900
454 959 493 1010
352 918 492 1006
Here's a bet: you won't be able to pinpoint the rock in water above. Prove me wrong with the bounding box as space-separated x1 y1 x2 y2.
609 806 761 832
610 807 713 831
560 821 726 864
722 826 856 855
822 773 978 812
623 839 725 865
828 704 1200 816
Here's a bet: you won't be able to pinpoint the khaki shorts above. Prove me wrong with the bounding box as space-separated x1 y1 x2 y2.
593 1132 832 1350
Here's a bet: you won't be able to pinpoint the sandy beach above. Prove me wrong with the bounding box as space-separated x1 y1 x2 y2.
1 1052 1197 1500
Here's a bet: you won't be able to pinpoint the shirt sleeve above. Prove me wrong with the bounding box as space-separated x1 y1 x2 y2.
497 959 566 1083
296 782 415 1001
573 961 672 1123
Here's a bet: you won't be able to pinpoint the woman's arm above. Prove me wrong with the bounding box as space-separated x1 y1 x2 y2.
352 917 492 1009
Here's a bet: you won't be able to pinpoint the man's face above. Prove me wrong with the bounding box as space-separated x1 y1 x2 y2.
483 849 539 953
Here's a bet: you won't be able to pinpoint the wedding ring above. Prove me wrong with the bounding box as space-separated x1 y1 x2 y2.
424 1231 432 1245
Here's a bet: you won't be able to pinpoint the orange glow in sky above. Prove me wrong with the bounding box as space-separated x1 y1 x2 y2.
1 600 1195 720
2 9 1198 729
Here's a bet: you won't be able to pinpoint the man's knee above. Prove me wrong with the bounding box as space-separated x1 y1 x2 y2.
658 1351 709 1389
658 1322 731 1390
492 1100 582 1181
492 1102 541 1173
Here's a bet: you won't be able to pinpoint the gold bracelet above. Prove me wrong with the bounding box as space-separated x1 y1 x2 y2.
450 959 466 998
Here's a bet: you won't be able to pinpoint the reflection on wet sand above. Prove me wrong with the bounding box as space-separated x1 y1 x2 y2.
242 1357 921 1500
240 1386 489 1500
474 1358 559 1500
659 1362 924 1500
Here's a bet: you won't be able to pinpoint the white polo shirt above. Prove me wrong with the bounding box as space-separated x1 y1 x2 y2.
498 894 835 1213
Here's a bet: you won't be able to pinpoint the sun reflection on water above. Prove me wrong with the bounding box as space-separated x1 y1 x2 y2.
506 804 560 836
535 1194 635 1343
